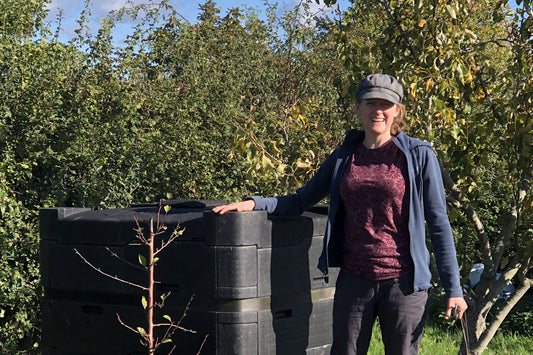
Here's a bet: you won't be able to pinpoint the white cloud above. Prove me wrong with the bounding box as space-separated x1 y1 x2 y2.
46 0 146 22
280 0 342 26
45 0 76 20
44 0 153 42
94 0 131 14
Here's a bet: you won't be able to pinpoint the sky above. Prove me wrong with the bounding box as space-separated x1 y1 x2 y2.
44 0 520 44
44 0 351 43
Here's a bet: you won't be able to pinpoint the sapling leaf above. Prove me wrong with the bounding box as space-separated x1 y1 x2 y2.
141 296 148 309
137 327 148 340
138 254 147 267
163 314 172 322
164 205 171 213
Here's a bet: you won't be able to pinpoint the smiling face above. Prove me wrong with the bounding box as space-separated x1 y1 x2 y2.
356 98 400 144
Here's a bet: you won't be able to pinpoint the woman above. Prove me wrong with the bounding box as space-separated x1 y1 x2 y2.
213 74 467 355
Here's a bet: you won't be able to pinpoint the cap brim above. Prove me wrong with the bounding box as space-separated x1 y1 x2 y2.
359 91 400 104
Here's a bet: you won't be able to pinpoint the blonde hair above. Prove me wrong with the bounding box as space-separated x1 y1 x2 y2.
391 103 406 136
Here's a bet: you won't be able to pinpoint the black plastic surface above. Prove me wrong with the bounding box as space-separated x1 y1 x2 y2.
40 201 338 354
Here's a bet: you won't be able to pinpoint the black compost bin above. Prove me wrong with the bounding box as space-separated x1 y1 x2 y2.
40 200 338 354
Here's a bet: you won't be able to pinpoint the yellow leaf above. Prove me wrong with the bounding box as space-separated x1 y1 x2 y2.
137 327 148 341
425 78 434 93
272 141 282 154
418 19 427 27
464 70 473 84
141 296 148 309
408 82 417 102
261 155 273 169
296 160 311 169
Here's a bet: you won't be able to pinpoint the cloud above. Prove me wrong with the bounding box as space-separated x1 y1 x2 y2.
280 0 342 26
44 0 150 41
45 0 76 20
46 0 145 23
94 0 131 14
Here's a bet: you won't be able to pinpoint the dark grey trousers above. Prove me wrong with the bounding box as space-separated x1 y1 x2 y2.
331 270 429 355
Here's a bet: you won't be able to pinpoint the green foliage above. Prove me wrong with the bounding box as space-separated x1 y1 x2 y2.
0 164 40 352
0 0 50 37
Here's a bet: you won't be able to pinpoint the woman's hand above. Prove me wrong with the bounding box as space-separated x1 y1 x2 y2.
445 297 468 320
212 199 255 215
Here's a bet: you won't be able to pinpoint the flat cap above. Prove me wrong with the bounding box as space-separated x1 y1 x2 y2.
356 74 403 104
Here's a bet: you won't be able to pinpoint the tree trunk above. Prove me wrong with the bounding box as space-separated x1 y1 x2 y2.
458 272 532 355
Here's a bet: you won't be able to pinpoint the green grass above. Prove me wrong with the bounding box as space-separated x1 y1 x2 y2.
366 322 533 355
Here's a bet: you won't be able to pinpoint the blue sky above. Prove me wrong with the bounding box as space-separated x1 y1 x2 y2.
45 0 520 44
45 0 351 43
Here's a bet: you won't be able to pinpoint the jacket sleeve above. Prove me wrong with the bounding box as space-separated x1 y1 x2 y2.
250 147 340 215
421 146 463 298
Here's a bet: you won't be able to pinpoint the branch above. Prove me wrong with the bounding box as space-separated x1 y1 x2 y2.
476 276 532 352
117 313 140 335
493 160 533 266
466 37 530 51
105 247 145 272
74 248 148 291
197 334 209 355
153 295 197 351
115 1 191 26
133 216 149 245
153 227 184 258
481 258 521 302
441 167 495 274
177 293 195 327
378 0 422 67
153 322 196 334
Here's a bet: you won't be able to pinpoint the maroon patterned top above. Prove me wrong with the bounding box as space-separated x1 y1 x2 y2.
340 140 414 280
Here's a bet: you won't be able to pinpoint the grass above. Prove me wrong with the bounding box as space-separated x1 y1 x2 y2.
366 321 533 355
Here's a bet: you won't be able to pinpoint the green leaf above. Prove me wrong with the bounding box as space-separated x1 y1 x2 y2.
163 205 171 213
137 327 148 340
138 254 147 267
141 296 148 309
163 314 172 322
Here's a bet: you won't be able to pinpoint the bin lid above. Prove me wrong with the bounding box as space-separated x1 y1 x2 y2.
40 200 226 245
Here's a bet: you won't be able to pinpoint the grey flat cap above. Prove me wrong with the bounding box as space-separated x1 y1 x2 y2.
356 74 403 104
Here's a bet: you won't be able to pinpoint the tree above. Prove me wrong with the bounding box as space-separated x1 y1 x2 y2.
0 0 88 350
328 0 532 353
74 204 202 354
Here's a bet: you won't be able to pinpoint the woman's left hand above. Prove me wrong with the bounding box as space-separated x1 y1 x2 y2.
445 297 468 320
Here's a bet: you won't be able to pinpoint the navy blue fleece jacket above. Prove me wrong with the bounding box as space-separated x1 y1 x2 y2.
250 130 463 298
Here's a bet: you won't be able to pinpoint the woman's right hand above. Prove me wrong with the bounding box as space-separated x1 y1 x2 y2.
212 199 255 215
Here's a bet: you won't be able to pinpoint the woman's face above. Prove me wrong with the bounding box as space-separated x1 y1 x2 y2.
356 98 399 139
